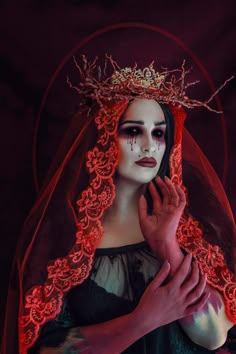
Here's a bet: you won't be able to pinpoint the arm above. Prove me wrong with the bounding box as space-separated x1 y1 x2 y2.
156 238 233 350
139 176 234 350
39 311 142 354
38 256 207 354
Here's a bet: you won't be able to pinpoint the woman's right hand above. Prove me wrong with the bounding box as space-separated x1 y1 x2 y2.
133 253 209 334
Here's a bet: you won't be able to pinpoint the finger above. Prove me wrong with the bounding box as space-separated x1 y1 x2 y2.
169 253 192 288
175 185 186 208
164 176 180 207
148 181 162 212
155 176 170 207
138 195 148 222
181 261 200 295
184 292 210 316
149 261 170 289
186 273 207 305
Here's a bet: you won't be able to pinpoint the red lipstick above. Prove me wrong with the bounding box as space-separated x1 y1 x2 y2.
135 157 157 168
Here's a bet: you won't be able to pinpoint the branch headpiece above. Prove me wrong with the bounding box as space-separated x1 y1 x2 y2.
67 54 234 113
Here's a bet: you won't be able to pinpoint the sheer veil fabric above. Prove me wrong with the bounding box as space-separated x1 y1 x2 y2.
2 60 236 354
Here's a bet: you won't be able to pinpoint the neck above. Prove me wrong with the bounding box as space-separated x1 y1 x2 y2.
104 177 145 222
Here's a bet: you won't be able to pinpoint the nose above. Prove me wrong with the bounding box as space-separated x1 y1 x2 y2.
142 145 156 153
141 134 156 154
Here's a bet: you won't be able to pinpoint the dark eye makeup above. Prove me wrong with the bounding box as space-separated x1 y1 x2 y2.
118 126 165 139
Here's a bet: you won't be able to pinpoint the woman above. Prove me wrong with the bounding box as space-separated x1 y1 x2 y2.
2 56 236 354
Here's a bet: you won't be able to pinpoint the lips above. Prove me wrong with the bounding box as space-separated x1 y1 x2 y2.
135 157 157 168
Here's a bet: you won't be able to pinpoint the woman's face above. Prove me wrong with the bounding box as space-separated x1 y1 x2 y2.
117 99 167 185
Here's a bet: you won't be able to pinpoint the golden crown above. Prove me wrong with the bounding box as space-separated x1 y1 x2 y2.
67 54 233 113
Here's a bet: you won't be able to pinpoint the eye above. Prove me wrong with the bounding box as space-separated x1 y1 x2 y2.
152 128 165 139
118 126 142 137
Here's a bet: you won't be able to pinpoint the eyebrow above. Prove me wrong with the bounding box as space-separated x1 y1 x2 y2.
119 120 166 126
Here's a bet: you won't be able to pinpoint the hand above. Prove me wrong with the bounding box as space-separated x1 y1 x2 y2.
138 176 186 249
134 254 209 334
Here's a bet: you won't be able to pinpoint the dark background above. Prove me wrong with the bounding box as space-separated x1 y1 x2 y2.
0 0 235 338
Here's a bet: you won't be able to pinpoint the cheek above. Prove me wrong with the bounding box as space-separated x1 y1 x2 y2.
155 142 166 160
118 140 138 163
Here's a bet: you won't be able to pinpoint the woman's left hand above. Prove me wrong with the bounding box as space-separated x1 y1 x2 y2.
138 176 186 249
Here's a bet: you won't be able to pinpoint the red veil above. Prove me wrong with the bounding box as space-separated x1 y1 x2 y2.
2 59 236 354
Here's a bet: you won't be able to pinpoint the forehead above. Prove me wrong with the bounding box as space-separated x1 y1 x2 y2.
122 99 165 123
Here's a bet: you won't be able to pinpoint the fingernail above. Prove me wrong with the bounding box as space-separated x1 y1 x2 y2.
164 260 170 267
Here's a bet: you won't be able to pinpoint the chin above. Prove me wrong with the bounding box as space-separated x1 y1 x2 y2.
135 170 159 184
121 174 157 186
116 166 159 185
136 177 156 184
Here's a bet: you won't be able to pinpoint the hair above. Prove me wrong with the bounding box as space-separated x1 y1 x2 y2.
156 104 175 178
144 103 175 213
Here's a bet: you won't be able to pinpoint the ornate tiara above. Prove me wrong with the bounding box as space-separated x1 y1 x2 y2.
67 54 234 113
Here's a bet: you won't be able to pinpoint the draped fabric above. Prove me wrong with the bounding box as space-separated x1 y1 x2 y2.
2 91 236 353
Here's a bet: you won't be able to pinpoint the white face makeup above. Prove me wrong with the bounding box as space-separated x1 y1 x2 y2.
117 99 166 185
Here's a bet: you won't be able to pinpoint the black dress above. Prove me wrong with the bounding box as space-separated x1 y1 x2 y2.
29 242 236 354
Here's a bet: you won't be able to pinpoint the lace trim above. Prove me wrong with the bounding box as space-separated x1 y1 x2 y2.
19 101 128 353
169 141 236 324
